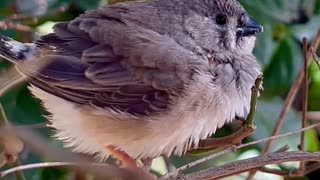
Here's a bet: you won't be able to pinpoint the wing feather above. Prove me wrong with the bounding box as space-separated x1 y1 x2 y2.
20 4 204 116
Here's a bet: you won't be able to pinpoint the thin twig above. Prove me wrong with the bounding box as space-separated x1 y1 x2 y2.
303 111 320 120
303 162 320 176
0 162 101 177
15 123 50 129
0 103 9 126
247 29 320 180
258 162 320 178
0 72 26 97
182 151 320 180
272 144 290 153
310 47 320 70
298 37 309 173
161 122 320 180
245 74 263 125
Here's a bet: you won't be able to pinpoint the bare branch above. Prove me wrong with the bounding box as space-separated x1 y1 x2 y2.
298 37 309 173
183 151 320 180
161 122 320 180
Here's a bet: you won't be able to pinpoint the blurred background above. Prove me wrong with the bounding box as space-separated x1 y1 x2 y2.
0 0 320 179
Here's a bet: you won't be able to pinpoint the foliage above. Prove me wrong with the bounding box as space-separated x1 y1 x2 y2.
0 0 319 179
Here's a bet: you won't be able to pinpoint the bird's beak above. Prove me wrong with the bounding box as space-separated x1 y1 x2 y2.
236 15 263 37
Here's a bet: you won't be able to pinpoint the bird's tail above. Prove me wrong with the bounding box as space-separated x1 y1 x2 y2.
0 33 35 63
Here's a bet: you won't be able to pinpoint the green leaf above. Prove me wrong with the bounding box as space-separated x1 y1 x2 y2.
263 37 302 97
239 0 300 23
39 167 69 180
305 129 319 152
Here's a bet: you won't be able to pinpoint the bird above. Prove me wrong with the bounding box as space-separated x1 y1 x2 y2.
0 0 263 168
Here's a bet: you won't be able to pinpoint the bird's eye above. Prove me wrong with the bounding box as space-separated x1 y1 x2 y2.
215 14 227 25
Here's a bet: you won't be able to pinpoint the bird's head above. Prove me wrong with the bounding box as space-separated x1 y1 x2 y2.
181 0 263 60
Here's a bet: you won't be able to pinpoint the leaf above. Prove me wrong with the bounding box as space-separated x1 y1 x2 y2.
239 0 300 23
263 37 302 97
39 167 69 180
305 129 319 152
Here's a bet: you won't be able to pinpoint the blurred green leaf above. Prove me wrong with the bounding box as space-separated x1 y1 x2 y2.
263 38 302 97
305 129 320 152
39 167 69 180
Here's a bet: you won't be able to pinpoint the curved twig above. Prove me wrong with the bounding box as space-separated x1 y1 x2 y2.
183 151 320 180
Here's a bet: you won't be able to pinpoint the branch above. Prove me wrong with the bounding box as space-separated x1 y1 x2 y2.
245 74 263 125
298 37 309 173
161 122 320 180
183 151 320 180
306 111 320 120
0 161 151 180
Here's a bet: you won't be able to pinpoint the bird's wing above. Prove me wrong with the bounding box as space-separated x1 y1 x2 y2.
19 5 206 116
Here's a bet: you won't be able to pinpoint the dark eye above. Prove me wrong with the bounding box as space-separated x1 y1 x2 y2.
215 14 227 25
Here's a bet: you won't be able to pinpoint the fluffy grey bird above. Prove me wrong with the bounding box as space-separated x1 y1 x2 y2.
0 0 262 166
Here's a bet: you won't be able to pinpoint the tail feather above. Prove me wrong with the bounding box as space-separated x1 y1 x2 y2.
0 33 35 63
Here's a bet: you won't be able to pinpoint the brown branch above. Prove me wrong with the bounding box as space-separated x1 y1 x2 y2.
0 161 152 180
161 122 320 180
298 37 309 174
182 151 320 180
0 162 107 177
272 144 290 153
253 162 320 178
306 111 320 120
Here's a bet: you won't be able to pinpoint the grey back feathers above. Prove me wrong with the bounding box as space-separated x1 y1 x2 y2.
0 0 260 116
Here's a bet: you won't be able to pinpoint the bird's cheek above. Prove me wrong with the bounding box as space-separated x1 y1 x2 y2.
243 36 257 53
